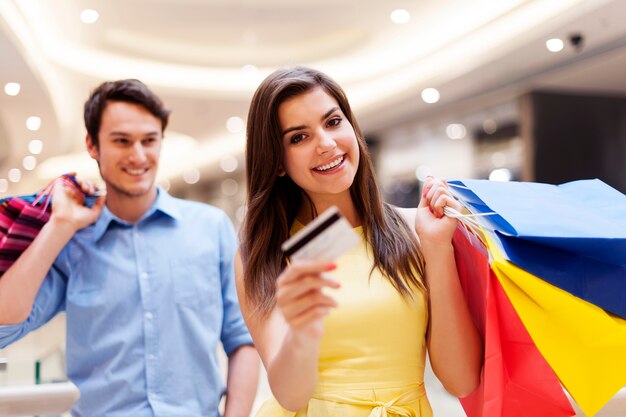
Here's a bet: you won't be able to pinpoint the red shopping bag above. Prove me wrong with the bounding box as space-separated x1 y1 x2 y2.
0 197 51 274
0 174 89 276
453 225 574 417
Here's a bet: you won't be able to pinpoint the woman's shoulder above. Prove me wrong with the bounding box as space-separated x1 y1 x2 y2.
390 205 417 227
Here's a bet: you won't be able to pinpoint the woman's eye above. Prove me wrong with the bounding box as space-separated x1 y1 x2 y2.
290 133 305 144
328 117 342 127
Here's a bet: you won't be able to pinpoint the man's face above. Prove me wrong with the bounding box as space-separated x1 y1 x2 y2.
87 101 162 201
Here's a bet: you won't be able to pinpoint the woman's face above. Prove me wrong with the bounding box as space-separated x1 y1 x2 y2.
278 87 360 207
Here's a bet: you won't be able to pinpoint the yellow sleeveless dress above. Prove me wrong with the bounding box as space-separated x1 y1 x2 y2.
256 225 433 417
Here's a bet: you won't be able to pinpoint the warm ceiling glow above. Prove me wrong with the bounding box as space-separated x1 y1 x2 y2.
0 179 8 193
421 88 440 104
80 9 99 24
4 82 20 96
26 116 41 131
390 9 411 24
546 38 564 52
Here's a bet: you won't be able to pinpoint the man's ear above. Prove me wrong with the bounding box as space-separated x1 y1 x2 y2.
86 135 99 159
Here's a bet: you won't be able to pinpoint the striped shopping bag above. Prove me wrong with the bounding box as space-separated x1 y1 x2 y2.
0 174 90 276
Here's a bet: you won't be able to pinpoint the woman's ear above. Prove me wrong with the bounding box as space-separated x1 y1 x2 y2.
277 166 286 177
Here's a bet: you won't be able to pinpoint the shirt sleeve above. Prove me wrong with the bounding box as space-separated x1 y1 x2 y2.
0 250 69 348
217 212 253 356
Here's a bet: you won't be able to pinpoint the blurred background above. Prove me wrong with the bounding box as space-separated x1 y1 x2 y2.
1 0 625 415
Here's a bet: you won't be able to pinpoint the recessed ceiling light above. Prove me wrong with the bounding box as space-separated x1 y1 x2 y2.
80 9 99 24
221 179 239 196
489 168 512 182
26 116 41 131
421 88 440 104
390 9 410 24
220 156 238 173
183 168 200 185
415 165 433 181
226 116 244 133
446 123 467 140
241 64 258 77
546 38 564 52
23 155 37 171
158 179 171 191
28 139 44 154
4 82 20 96
483 119 497 134
8 168 22 183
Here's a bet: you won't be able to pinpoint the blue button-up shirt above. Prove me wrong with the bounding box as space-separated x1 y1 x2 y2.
0 189 252 416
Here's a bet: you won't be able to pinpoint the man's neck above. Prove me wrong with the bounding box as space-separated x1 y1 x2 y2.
105 187 158 224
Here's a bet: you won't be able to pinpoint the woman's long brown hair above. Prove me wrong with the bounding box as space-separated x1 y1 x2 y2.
242 66 426 315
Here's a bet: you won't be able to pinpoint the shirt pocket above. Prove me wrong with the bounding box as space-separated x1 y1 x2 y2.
170 257 220 309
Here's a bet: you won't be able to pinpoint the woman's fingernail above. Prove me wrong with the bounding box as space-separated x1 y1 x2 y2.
327 263 337 271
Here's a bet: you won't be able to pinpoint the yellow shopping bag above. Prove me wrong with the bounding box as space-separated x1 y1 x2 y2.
486 234 626 417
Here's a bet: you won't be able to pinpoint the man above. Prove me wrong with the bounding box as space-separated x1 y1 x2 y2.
0 79 258 417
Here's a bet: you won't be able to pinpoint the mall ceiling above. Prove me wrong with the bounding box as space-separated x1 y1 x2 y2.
1 0 626 194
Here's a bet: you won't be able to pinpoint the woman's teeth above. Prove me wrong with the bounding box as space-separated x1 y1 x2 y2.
315 155 343 171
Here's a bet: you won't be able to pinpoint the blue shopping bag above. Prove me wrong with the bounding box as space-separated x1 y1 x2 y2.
449 178 626 318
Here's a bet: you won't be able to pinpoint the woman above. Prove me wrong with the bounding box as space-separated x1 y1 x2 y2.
236 66 482 416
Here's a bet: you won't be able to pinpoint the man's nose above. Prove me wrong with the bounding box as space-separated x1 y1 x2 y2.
129 141 147 162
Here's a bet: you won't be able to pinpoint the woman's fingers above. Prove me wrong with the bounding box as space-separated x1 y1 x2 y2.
281 290 337 322
277 274 339 319
420 177 460 217
289 305 333 330
276 260 341 332
277 259 336 285
277 273 339 301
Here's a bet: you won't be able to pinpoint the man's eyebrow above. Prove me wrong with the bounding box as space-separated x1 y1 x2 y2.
107 130 160 136
281 107 340 138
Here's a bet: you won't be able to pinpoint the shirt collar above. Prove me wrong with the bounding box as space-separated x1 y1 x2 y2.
91 187 182 242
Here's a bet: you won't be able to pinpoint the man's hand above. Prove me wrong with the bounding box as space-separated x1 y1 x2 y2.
50 178 105 232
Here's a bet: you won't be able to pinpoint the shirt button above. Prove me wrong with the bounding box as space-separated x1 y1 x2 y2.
140 272 148 280
145 312 153 320
149 354 157 361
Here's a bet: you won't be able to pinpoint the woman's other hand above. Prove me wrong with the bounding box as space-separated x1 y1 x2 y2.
415 177 461 249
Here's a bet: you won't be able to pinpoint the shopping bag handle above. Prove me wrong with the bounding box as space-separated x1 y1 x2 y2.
31 174 95 215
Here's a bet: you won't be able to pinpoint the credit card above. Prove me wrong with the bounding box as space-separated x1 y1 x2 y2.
281 206 360 261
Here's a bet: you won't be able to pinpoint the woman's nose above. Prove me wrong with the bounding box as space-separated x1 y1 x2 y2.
316 129 337 153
